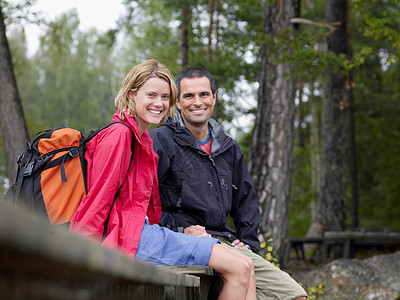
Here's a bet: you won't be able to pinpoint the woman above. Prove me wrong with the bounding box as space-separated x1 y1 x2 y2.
70 60 256 299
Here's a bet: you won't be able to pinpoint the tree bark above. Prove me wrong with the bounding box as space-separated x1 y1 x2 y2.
297 81 304 148
310 83 321 220
0 5 29 182
180 1 190 70
315 0 348 232
208 0 221 120
346 0 359 230
248 0 299 262
207 0 213 66
215 0 220 58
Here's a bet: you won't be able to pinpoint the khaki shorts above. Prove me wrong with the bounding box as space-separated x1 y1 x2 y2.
216 236 307 300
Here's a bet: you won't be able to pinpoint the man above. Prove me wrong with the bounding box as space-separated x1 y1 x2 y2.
150 66 307 300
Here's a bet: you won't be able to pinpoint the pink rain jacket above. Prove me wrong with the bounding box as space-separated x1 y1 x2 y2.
70 111 161 258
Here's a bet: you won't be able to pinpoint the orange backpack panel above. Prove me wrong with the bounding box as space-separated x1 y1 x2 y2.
37 128 85 224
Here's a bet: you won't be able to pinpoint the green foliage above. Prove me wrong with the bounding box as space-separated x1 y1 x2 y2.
236 123 252 163
259 233 280 268
354 58 400 230
119 0 181 74
290 144 315 237
344 0 400 231
305 283 324 299
353 0 400 56
27 10 117 134
343 46 373 71
1 0 41 27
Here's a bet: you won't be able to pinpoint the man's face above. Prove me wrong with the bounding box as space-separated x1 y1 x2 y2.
177 77 216 127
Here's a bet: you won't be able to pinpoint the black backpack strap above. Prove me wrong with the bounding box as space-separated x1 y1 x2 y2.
4 186 14 202
5 150 34 204
101 122 135 241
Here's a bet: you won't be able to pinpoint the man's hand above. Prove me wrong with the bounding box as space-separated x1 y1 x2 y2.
184 225 211 237
232 239 251 250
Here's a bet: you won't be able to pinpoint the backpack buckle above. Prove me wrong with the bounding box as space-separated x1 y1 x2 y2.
69 148 79 157
24 162 34 177
17 153 24 164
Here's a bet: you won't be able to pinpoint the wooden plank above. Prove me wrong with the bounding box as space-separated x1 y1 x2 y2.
0 200 200 288
158 265 214 276
284 231 400 266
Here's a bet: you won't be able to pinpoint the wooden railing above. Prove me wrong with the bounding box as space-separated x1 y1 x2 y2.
284 230 400 267
0 199 216 299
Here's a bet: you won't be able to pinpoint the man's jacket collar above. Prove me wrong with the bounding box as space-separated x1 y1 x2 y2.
165 110 231 155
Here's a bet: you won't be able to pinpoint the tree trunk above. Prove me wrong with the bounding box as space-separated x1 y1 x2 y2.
310 83 321 220
348 68 358 230
207 0 213 66
180 1 190 70
297 81 304 148
215 0 220 58
0 5 29 182
208 0 221 120
248 0 299 263
315 0 347 232
346 0 359 230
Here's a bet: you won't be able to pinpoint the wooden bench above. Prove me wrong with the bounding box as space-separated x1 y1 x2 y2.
0 199 215 299
284 231 400 267
159 265 220 299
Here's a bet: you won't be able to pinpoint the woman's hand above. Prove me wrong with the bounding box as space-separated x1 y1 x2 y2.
232 239 251 250
184 225 211 237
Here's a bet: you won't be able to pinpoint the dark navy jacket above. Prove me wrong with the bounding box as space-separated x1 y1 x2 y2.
150 112 261 252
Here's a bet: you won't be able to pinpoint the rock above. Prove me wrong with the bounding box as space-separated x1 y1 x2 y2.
292 251 400 300
306 223 324 238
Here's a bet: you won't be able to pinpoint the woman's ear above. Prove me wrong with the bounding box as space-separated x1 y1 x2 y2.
128 90 136 101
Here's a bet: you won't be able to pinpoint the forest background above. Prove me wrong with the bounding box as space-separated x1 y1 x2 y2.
1 0 399 263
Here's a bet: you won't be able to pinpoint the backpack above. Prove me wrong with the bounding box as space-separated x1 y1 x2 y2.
5 121 134 238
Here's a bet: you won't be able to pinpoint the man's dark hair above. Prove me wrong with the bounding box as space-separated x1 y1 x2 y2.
175 66 217 99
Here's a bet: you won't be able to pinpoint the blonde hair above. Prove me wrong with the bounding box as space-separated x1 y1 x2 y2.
115 59 177 122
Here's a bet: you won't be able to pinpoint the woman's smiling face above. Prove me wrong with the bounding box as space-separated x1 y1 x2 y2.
131 77 171 133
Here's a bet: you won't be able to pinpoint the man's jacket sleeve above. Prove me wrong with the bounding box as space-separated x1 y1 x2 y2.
230 144 261 252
